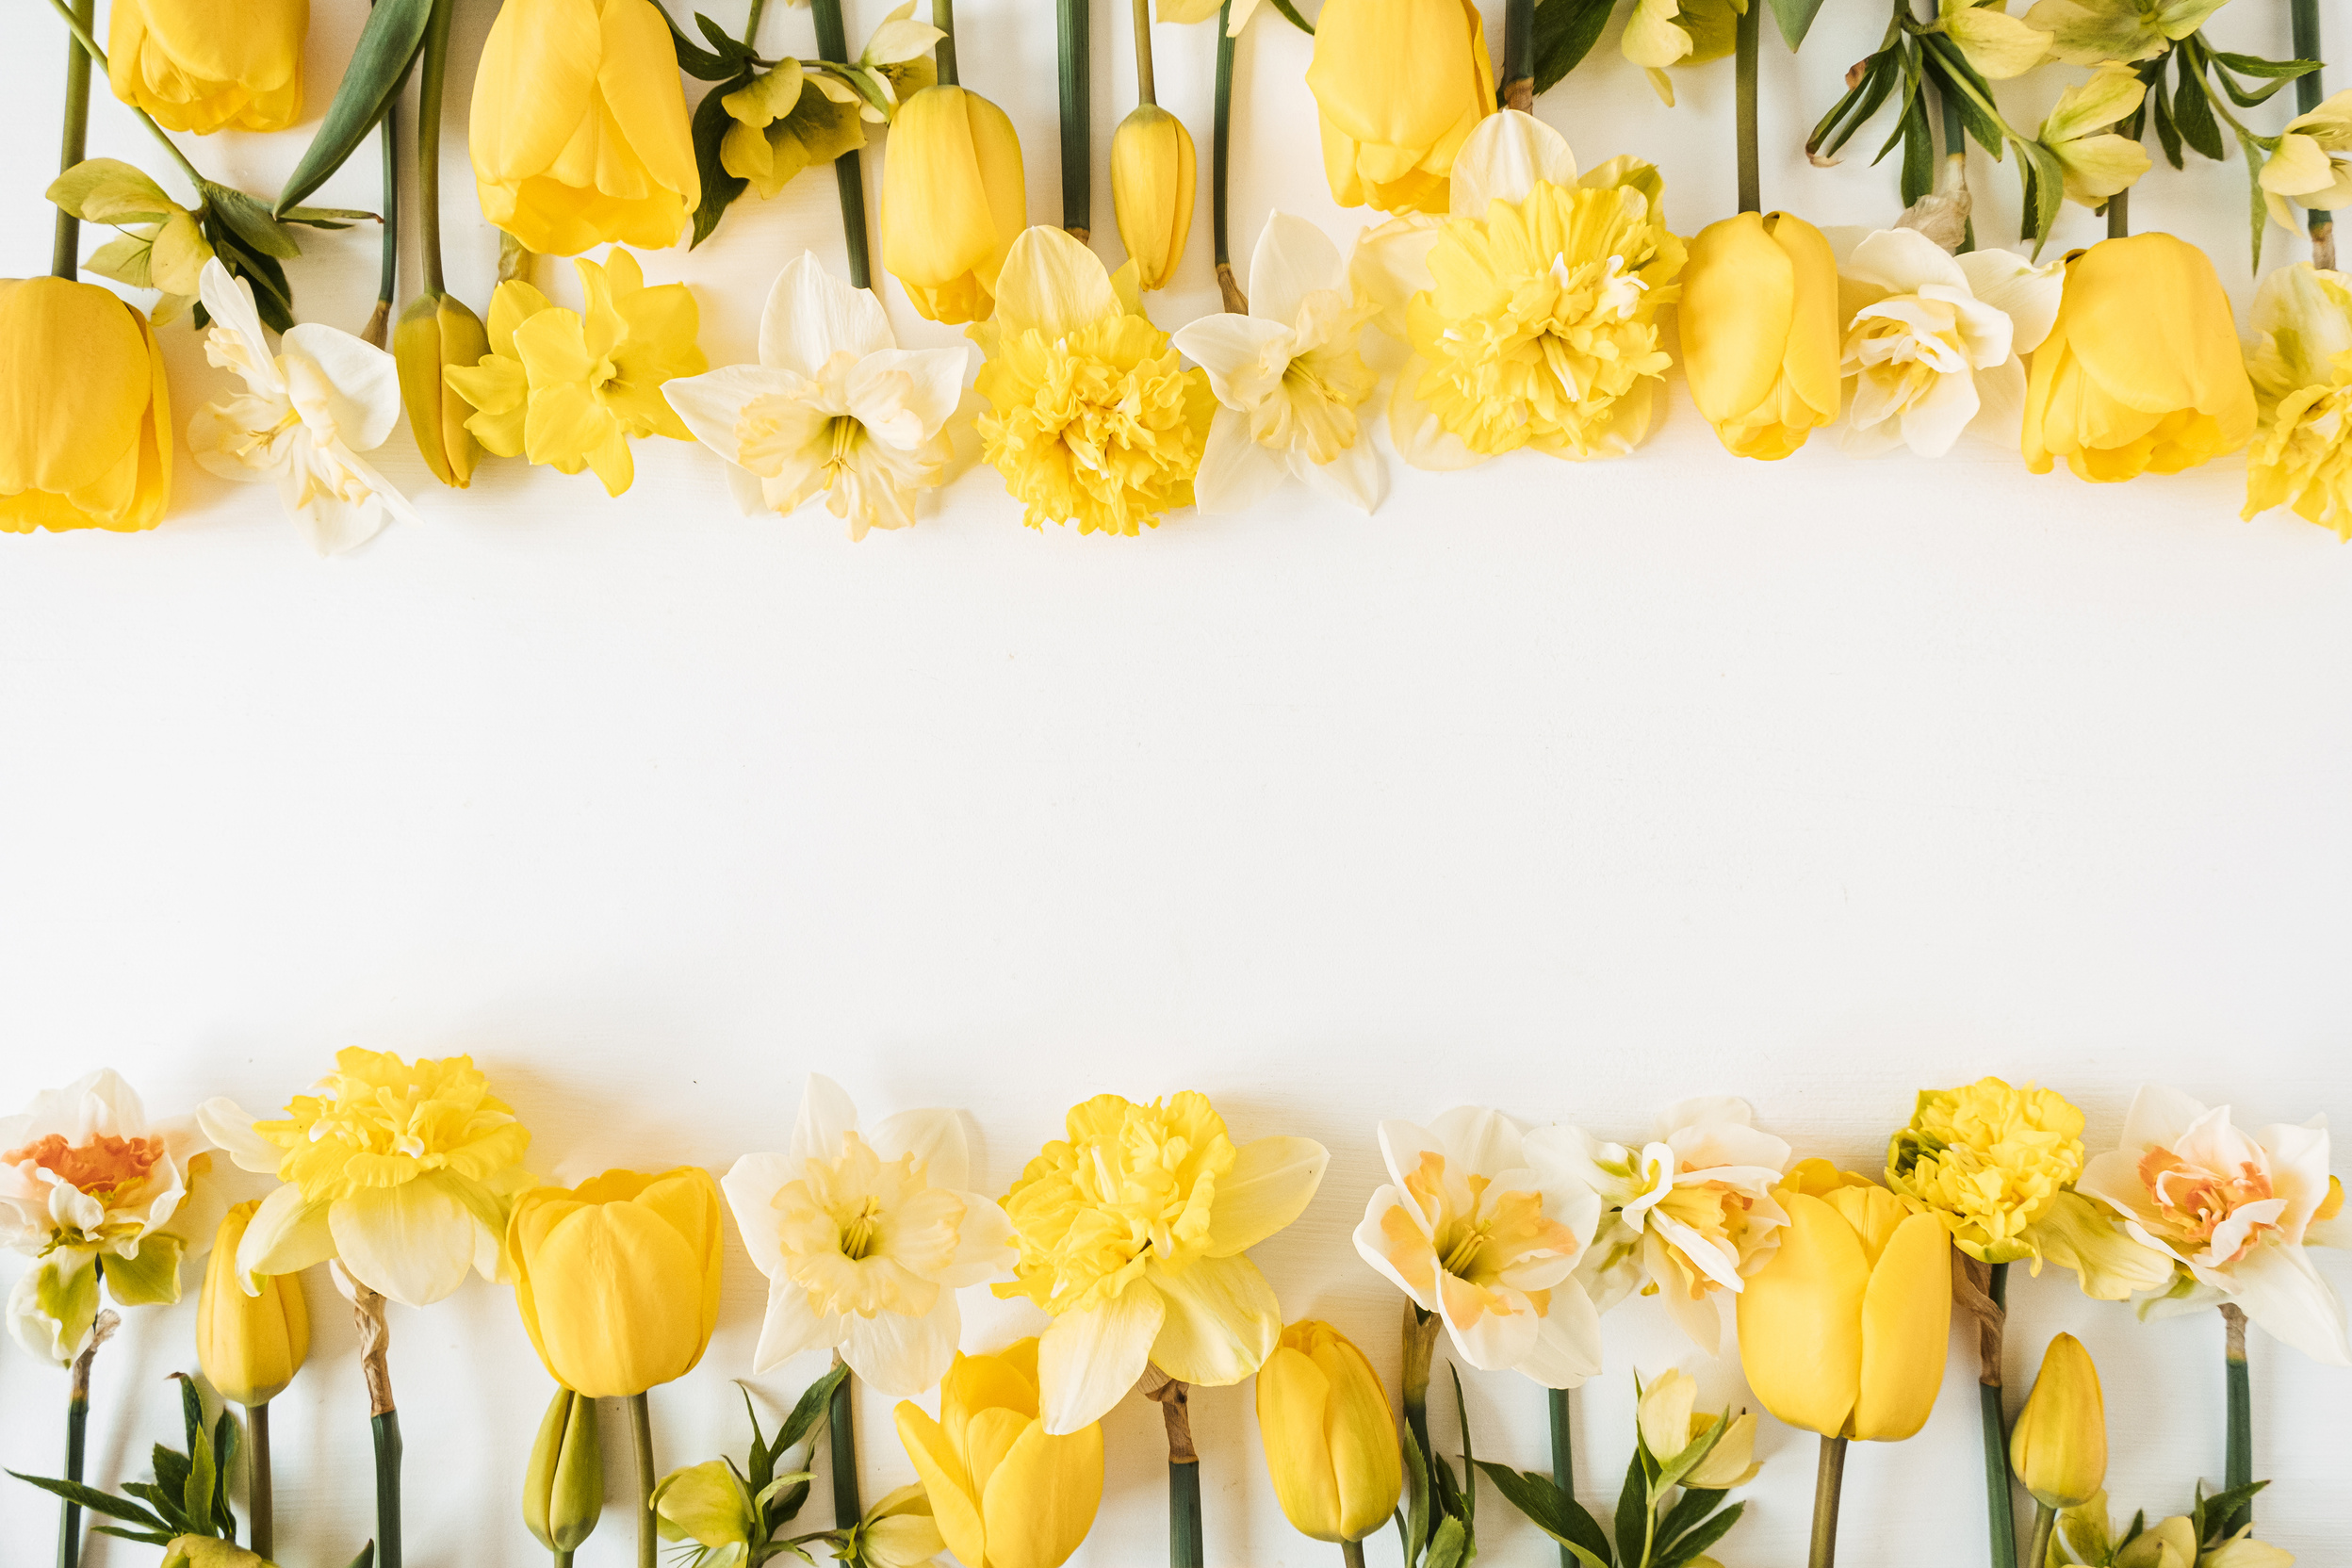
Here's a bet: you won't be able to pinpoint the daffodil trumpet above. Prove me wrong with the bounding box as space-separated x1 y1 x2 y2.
2290 0 2332 269
810 0 874 286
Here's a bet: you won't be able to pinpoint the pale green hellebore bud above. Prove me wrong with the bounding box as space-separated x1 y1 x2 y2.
523 1385 604 1554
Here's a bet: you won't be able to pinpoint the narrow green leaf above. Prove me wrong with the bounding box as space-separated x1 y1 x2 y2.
7 1473 171 1529
1656 1500 1744 1568
204 184 303 260
184 1425 217 1532
275 0 432 212
695 10 757 61
2173 57 2223 160
661 3 745 79
1612 1448 1646 1568
1870 71 1922 167
2235 128 2267 271
2151 67 2184 167
1901 91 1936 204
1532 0 1615 95
1769 0 1828 49
2019 139 2065 255
212 1411 239 1534
2208 50 2320 80
1654 1488 1725 1554
778 1362 850 1455
690 74 754 248
1450 1366 1476 1530
90 1526 180 1547
122 1480 193 1533
151 1445 192 1501
346 1543 377 1568
1475 1462 1614 1565
1402 1421 1433 1565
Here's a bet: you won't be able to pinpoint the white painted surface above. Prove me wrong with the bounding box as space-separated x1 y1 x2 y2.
2 0 2348 1563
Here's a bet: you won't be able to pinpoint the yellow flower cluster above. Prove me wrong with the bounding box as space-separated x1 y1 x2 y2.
1886 1077 2086 1264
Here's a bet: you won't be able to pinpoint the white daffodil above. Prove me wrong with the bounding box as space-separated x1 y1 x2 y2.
2079 1086 2350 1365
1168 214 1384 515
1355 1106 1606 1386
187 259 416 555
1833 227 2065 457
1524 1099 1790 1356
664 253 967 540
722 1074 1014 1396
2 1070 220 1363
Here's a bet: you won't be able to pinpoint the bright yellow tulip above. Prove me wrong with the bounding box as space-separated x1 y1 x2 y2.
508 1167 724 1397
1254 1320 1402 1545
1679 209 1841 460
2010 1332 2106 1511
0 277 172 535
1733 1158 1952 1443
1305 0 1494 214
395 291 490 488
893 1338 1104 1568
469 0 701 255
1111 106 1196 292
107 0 306 135
2021 233 2255 483
195 1200 309 1408
882 85 1029 324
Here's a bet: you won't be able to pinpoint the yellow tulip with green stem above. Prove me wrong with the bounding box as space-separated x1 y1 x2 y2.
1255 1321 1402 1566
195 1200 311 1560
894 1338 1106 1568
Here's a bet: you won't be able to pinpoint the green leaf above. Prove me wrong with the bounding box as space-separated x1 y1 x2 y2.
1425 1513 1470 1568
2234 128 2267 271
1656 1500 1744 1568
1401 1421 1433 1566
2173 56 2223 160
1532 0 1614 95
47 157 178 224
1612 1448 1646 1568
122 1480 193 1534
661 3 747 79
7 1473 171 1530
696 10 758 63
203 184 302 260
2019 138 2065 255
1901 90 1936 204
1813 49 1903 162
184 1424 217 1532
1870 68 1921 167
346 1543 377 1568
1649 1413 1728 1501
212 1411 239 1534
90 1526 180 1548
2194 1478 2270 1544
780 1363 850 1455
1450 1366 1476 1531
2150 66 2184 167
1769 0 1827 49
1475 1462 1614 1565
2207 50 2321 79
282 204 375 230
1654 1489 1726 1555
175 1373 208 1458
1266 0 1315 30
690 72 755 248
150 1445 192 1503
201 219 296 333
276 0 432 212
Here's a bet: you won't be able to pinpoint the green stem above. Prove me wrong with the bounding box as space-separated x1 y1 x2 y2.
1212 0 1244 310
1548 1386 1575 1568
1131 0 1155 106
743 0 768 44
251 1404 275 1561
1735 0 1761 213
1340 1540 1366 1568
830 1355 861 1529
1980 1264 2017 1568
1501 0 1532 109
52 0 92 279
2023 1502 2055 1568
1169 1454 1203 1568
58 1331 98 1568
1059 0 1089 235
1401 1302 1438 1465
416 0 455 294
38 0 205 188
2290 0 2332 265
1809 1436 1847 1568
554 1556 574 1568
809 0 872 286
1266 0 1315 30
933 0 959 86
2104 188 2128 237
631 1393 657 1568
371 1412 403 1568
370 51 400 344
2223 1304 2252 1538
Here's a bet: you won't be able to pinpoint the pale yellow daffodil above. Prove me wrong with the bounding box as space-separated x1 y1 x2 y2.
2039 64 2154 208
1886 1077 2086 1261
2241 262 2352 537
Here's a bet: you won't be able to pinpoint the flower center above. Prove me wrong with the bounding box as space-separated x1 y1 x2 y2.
6 1133 163 1200
838 1193 885 1260
2137 1149 2278 1263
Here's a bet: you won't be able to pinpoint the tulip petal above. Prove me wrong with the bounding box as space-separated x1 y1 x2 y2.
1734 1189 1867 1438
1037 1280 1165 1434
1257 1345 1347 1541
842 1289 961 1396
895 1403 987 1568
981 1416 1104 1568
1852 1212 1951 1441
2225 1242 2352 1367
794 1072 860 1164
762 252 895 380
329 1177 480 1308
1204 1136 1329 1257
237 1182 336 1281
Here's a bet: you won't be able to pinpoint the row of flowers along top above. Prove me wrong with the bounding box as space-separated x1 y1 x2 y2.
0 1058 2337 1568
2 0 2351 555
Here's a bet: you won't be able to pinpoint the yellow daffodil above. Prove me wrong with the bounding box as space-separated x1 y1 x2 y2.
1357 1106 1604 1384
509 1166 725 1396
107 0 305 134
2020 233 2254 482
445 248 705 498
200 1049 533 1309
1936 0 2053 82
469 0 700 255
1681 209 1842 459
721 61 871 201
1255 1320 1404 1544
2262 92 2352 234
720 1074 1013 1395
971 226 1215 537
1734 1158 1952 1442
395 291 491 488
2021 0 2226 65
2242 262 2352 536
1306 0 1494 215
196 1200 309 1407
2040 65 2153 209
1168 212 1383 513
1886 1078 2085 1264
882 85 1028 324
2 1070 220 1363
1621 0 1742 106
1635 1368 1762 1487
2011 1332 2106 1511
995 1091 1325 1432
895 1338 1104 1568
1112 106 1198 292
0 276 172 535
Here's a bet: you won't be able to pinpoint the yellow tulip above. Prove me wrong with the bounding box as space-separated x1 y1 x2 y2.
0 277 172 535
2021 233 2255 483
1111 106 1196 292
1254 1320 1403 1544
107 0 306 135
469 0 701 256
1305 0 1494 214
1679 209 1842 460
508 1167 725 1397
1734 1158 1952 1443
195 1200 309 1409
894 1338 1104 1568
882 85 1029 324
2010 1332 2106 1511
394 291 491 488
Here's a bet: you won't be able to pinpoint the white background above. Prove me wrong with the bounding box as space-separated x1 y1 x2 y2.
3 0 2350 1562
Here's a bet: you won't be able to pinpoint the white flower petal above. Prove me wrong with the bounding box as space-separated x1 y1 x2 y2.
2226 1241 2352 1366
1515 1277 1605 1387
1450 109 1577 217
841 1288 960 1396
198 1099 284 1176
327 1177 481 1307
665 365 802 468
238 1182 337 1280
1844 227 1969 296
1429 1106 1525 1178
1894 359 1982 457
1247 212 1348 331
1388 362 1487 472
1968 354 2029 446
197 260 283 396
722 1151 799 1279
1191 409 1289 514
1376 1119 1446 1193
1954 249 2066 354
1145 1250 1282 1386
753 1278 845 1372
1036 1278 1166 1433
1205 1135 1328 1257
1298 436 1384 514
1438 1279 1541 1369
763 252 895 378
2120 1084 2211 1154
868 1107 970 1189
934 1187 1015 1287
993 227 1121 344
1349 216 1444 340
794 1074 860 1164
850 348 970 449
282 323 403 452
1171 315 1295 406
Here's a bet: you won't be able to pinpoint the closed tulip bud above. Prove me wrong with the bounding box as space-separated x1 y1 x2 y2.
0 277 172 535
1255 1320 1404 1544
894 1338 1104 1568
107 0 306 135
882 85 1028 324
195 1200 309 1408
2009 1333 2106 1511
470 0 701 255
395 291 491 488
507 1167 725 1397
651 1460 758 1555
2021 233 2255 483
1680 209 1841 461
1735 1159 1952 1443
524 1386 604 1554
1111 106 1196 293
1305 0 1494 215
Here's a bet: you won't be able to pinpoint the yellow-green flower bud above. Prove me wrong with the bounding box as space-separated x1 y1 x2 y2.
161 1538 271 1568
394 290 490 488
523 1386 603 1555
651 1459 758 1555
2010 1332 2106 1511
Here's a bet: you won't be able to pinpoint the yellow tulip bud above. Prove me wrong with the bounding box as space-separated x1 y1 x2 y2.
194 1200 309 1409
2010 1332 2106 1511
1735 1159 1952 1443
1305 0 1494 214
2021 233 2256 483
1111 106 1196 293
395 291 491 488
653 1459 759 1553
0 277 172 535
469 0 701 255
1254 1320 1404 1544
1679 209 1842 461
524 1386 604 1554
107 0 306 135
507 1167 725 1397
894 1338 1104 1568
882 85 1029 324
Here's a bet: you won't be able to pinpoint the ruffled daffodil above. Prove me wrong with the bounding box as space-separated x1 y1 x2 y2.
723 1074 1014 1396
994 1091 1327 1433
665 254 968 539
2242 262 2352 537
1305 0 1494 214
893 1337 1105 1568
0 275 172 534
1886 1077 2085 1263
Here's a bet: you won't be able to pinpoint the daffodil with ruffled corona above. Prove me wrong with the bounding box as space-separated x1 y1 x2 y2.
971 227 1215 537
2242 263 2352 538
199 1049 533 1308
1525 1099 1791 1355
994 1091 1326 1433
1885 1077 2085 1264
